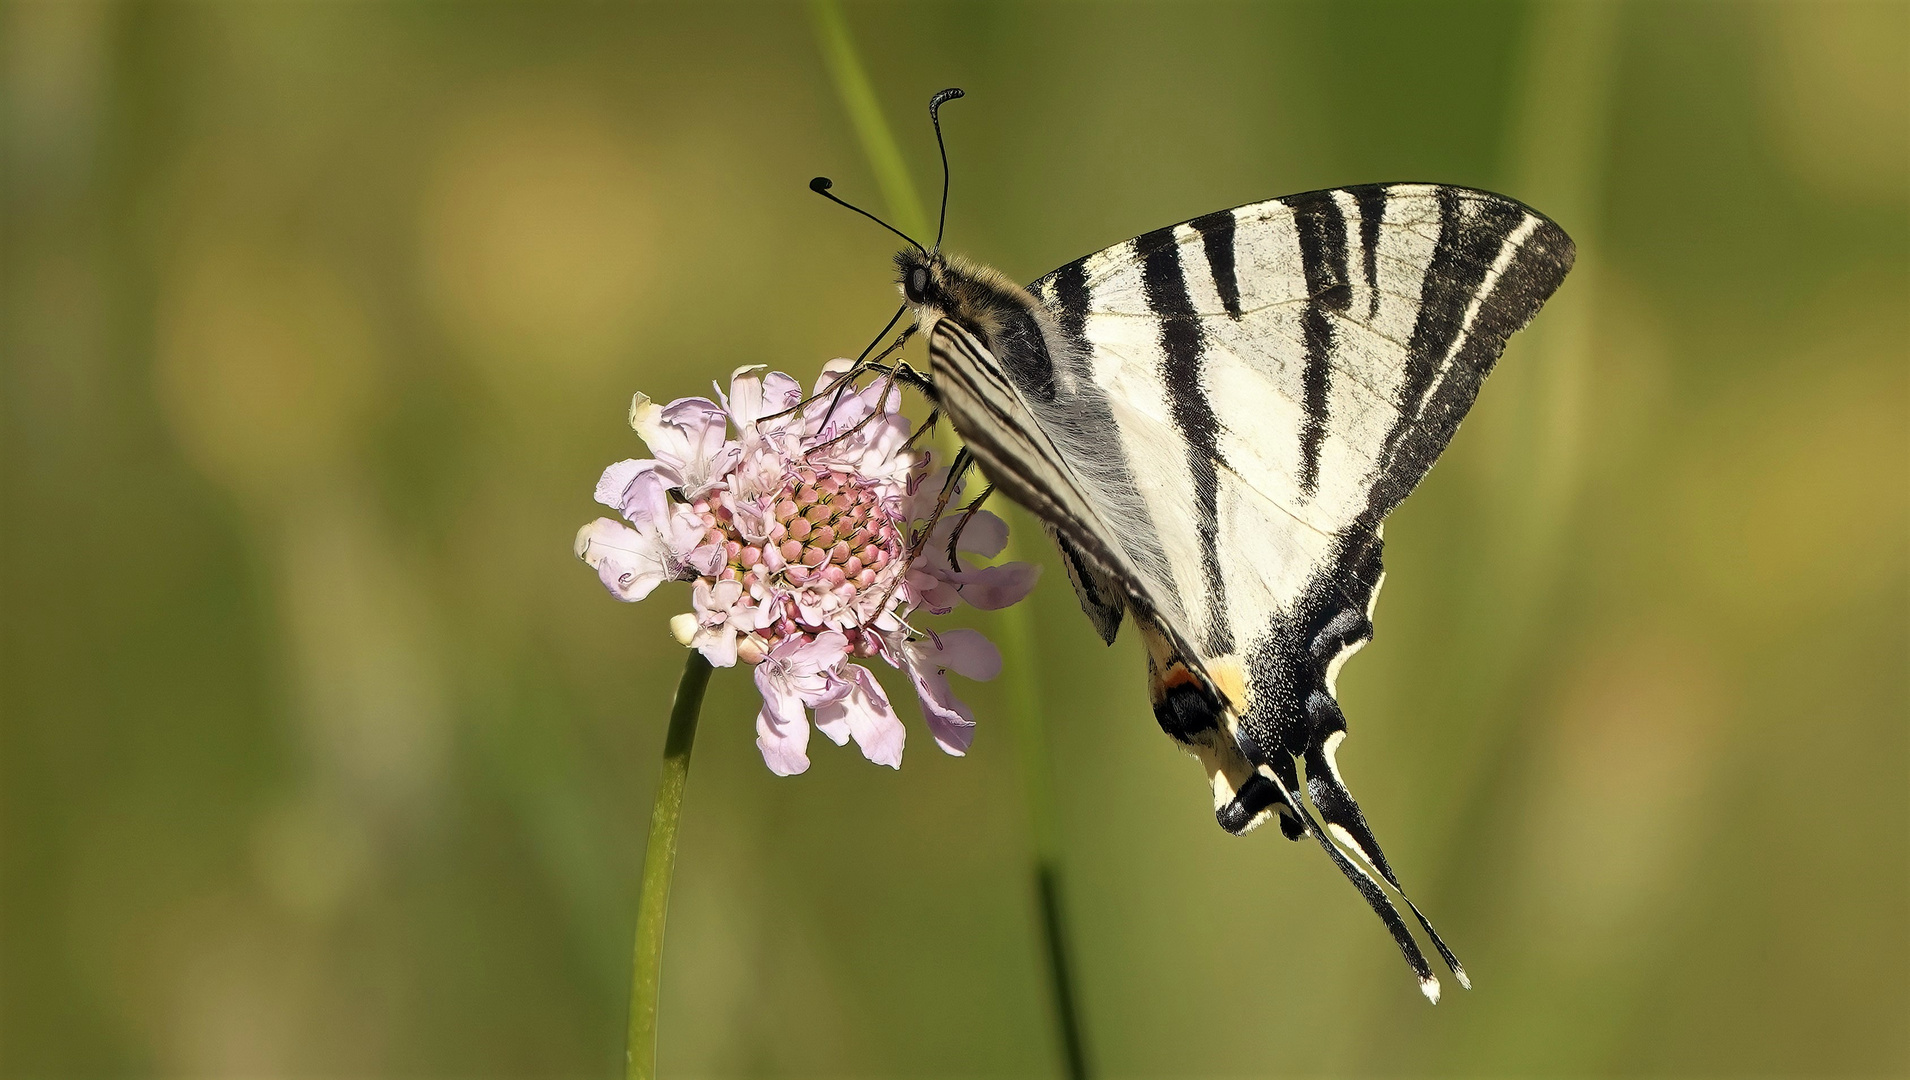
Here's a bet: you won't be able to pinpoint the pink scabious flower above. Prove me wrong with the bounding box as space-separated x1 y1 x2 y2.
576 361 1039 775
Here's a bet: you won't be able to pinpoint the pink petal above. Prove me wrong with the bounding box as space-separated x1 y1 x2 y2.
595 458 658 512
753 658 807 729
948 510 1008 558
658 397 731 459
705 443 746 487
910 667 976 756
785 630 850 676
628 393 683 461
754 704 811 776
606 465 671 529
709 578 745 610
923 628 1002 682
905 464 962 523
906 568 960 616
728 429 793 501
812 358 857 397
804 361 870 436
722 365 770 425
811 708 852 748
750 597 781 631
814 663 905 769
944 561 1041 610
632 394 740 497
684 543 726 578
668 508 723 572
729 496 777 544
723 365 804 429
574 518 669 602
760 372 803 420
691 578 718 619
695 626 739 668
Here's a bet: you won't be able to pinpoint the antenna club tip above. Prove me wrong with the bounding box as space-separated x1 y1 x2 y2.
929 87 964 113
809 176 833 192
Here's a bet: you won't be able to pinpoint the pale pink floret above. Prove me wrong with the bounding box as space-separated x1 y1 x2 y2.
575 463 721 602
688 578 759 668
753 632 852 776
905 480 1041 615
813 662 905 769
888 628 1002 756
580 361 1036 774
721 366 804 502
720 364 804 434
630 394 741 500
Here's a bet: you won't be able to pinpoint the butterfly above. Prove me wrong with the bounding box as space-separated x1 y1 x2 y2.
814 89 1575 1001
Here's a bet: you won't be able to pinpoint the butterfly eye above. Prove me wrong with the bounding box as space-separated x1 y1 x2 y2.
906 266 931 303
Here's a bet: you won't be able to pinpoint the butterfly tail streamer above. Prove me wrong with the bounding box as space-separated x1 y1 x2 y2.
1301 740 1470 989
1299 689 1470 986
1256 756 1444 1001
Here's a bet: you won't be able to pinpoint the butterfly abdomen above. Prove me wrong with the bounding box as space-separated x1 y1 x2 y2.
1149 653 1224 744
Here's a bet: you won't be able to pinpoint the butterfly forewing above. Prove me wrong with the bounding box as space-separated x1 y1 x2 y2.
1025 184 1571 657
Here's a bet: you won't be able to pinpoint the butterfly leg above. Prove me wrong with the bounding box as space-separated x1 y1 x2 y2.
902 448 976 570
757 318 923 428
944 485 995 572
884 359 937 398
759 359 874 426
903 407 942 450
1301 690 1469 991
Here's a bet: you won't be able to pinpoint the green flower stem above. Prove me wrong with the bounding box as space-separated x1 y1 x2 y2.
806 7 1092 1074
626 650 713 1080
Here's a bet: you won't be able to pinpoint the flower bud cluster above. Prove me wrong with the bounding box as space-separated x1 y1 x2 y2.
687 464 905 662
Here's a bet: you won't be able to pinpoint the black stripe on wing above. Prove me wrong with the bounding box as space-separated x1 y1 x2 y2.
1285 192 1353 498
929 322 1140 586
1047 523 1125 645
1189 210 1243 320
1048 259 1092 346
1139 227 1233 657
1350 185 1388 320
1360 189 1575 527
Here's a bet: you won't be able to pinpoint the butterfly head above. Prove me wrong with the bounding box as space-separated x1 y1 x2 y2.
893 246 1045 352
895 248 1012 319
896 248 945 308
813 90 1059 395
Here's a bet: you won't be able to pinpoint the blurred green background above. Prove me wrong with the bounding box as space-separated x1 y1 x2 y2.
3 1 1905 1076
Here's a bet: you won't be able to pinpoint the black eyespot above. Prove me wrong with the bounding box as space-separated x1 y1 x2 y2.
906 266 930 303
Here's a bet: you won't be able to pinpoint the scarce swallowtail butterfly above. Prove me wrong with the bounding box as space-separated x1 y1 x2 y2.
811 89 1575 1002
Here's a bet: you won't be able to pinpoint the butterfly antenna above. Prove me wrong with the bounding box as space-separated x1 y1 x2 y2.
809 177 926 255
928 87 964 249
855 303 909 364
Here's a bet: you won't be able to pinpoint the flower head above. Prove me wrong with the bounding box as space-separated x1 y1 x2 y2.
579 363 1039 773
